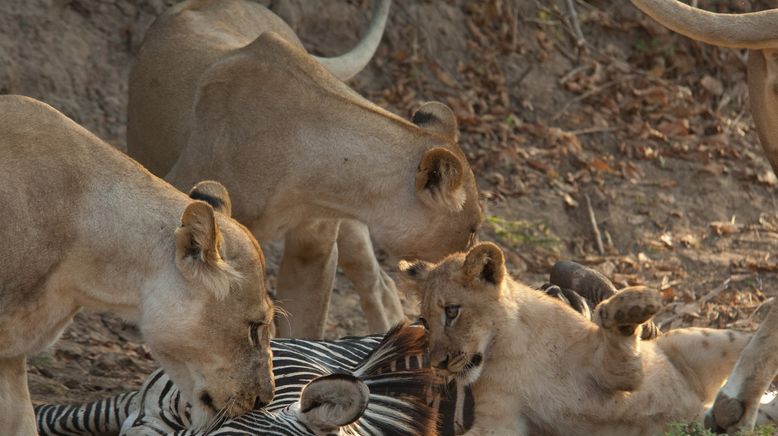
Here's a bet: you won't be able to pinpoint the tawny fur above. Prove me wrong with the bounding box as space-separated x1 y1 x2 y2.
126 0 481 338
402 242 754 435
0 96 275 434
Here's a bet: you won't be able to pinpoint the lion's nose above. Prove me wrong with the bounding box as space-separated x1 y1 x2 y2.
254 395 270 410
434 355 450 370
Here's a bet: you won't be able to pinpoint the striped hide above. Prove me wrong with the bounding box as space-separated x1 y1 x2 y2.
36 324 437 436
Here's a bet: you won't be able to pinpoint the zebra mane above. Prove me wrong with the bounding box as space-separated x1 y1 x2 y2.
345 323 438 436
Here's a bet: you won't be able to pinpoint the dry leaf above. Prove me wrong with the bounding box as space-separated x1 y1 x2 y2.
659 232 674 249
710 221 740 236
563 193 579 208
700 75 724 96
633 86 669 106
680 234 699 248
660 287 675 302
757 170 778 186
589 159 615 173
656 119 690 137
701 162 725 176
429 61 459 88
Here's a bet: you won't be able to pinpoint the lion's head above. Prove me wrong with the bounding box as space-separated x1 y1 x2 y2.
400 242 509 386
139 181 275 429
383 101 483 262
183 34 482 264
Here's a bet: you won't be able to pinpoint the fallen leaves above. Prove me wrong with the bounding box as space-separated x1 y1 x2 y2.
363 0 777 336
700 75 724 96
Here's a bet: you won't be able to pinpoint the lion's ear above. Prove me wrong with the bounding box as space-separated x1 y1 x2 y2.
188 180 233 217
462 242 505 288
416 147 466 212
412 102 458 142
398 260 432 280
175 201 238 300
397 260 432 298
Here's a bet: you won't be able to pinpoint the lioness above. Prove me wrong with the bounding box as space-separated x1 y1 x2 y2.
401 242 759 435
0 96 274 434
127 0 482 338
630 1 778 432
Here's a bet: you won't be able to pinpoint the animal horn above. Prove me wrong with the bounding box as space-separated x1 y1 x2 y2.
313 0 391 81
630 0 778 49
747 50 778 176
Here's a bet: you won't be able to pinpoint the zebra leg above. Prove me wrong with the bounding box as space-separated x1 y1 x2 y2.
549 260 616 305
549 261 660 340
336 219 406 334
276 220 340 339
0 356 36 436
590 287 661 392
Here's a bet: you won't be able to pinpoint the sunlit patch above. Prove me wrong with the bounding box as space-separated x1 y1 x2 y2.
760 389 777 405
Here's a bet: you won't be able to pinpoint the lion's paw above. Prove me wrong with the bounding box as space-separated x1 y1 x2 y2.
704 392 746 434
596 287 661 336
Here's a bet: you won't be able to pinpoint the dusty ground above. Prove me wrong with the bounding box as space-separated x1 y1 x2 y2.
3 0 778 409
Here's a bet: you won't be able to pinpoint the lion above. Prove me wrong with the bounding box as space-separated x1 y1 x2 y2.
628 1 778 432
127 0 482 338
399 242 764 435
0 95 274 435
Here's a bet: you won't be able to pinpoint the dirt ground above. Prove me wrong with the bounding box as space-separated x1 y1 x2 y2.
4 0 778 409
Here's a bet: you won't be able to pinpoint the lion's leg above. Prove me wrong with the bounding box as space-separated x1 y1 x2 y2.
590 287 661 391
0 356 36 435
336 219 405 334
466 385 529 436
703 300 778 434
276 220 340 339
655 327 751 407
755 391 778 427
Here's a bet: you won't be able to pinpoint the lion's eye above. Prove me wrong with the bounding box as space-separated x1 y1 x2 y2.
445 305 460 320
418 317 430 330
248 321 265 348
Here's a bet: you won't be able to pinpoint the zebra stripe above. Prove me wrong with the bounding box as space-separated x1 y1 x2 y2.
36 324 437 436
35 390 138 436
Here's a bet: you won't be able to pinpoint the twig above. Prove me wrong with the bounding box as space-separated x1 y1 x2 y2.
565 0 586 47
603 229 614 251
584 194 605 255
569 125 622 136
699 278 731 304
551 81 618 121
514 64 534 87
657 278 731 329
558 64 589 85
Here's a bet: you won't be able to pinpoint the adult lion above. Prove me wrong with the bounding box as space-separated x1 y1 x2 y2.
0 96 274 434
127 0 482 338
401 242 763 435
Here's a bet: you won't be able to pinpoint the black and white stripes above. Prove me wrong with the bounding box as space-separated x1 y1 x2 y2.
35 390 139 436
36 324 437 436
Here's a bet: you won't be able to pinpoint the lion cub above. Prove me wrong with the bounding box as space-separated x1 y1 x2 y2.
401 242 754 435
